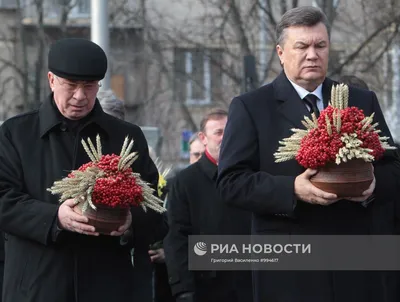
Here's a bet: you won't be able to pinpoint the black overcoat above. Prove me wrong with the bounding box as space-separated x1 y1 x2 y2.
0 95 164 302
217 72 400 302
164 155 253 301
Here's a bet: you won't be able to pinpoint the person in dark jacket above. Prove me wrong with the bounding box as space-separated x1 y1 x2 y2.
217 6 400 302
164 108 253 302
338 75 369 90
0 121 3 302
98 90 168 302
0 232 3 302
0 38 164 302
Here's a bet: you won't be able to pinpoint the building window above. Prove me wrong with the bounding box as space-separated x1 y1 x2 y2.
0 0 17 8
70 0 90 16
174 48 222 105
111 74 125 101
312 0 339 8
76 0 90 14
47 0 90 17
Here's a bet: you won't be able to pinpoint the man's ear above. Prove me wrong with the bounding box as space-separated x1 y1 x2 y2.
48 72 55 91
198 131 207 146
276 45 284 65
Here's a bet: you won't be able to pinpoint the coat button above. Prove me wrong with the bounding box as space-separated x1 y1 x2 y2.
60 123 67 132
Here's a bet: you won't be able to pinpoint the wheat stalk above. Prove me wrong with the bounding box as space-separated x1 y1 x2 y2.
81 139 97 162
87 137 99 161
96 135 102 158
118 138 135 170
325 114 332 136
336 110 341 132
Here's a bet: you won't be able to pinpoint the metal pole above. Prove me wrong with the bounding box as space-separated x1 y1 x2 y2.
258 0 268 84
91 0 110 90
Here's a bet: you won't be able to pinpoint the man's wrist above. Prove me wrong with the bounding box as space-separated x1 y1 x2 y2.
361 194 375 207
176 292 195 302
51 218 63 242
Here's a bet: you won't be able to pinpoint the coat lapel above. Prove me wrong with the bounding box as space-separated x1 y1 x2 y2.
273 72 311 129
322 77 336 108
273 72 337 128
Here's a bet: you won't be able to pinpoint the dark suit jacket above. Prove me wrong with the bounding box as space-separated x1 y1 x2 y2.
217 72 400 302
164 155 252 301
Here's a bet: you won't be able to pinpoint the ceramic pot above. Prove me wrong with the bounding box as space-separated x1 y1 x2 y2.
74 203 128 235
310 159 373 197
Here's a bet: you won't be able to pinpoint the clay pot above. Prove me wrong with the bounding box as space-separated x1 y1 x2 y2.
74 203 129 235
310 159 373 197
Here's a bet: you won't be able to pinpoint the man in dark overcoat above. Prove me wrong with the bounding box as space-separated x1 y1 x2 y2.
0 38 164 302
217 6 400 302
164 108 253 302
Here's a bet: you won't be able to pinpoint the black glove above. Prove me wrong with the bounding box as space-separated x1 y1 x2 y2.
176 292 195 302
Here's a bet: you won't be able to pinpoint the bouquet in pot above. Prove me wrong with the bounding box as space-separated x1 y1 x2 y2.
48 135 166 234
273 84 396 196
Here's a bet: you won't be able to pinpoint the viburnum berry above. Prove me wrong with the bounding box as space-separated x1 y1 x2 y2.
69 154 144 208
296 106 384 169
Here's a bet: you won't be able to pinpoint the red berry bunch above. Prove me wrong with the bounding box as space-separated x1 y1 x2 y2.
296 106 384 169
296 127 343 169
69 154 143 208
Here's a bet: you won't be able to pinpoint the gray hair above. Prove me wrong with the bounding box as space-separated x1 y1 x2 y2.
189 133 200 146
97 90 125 120
276 6 330 46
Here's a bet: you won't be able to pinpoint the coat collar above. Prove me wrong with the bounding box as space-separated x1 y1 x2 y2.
39 93 112 138
273 71 334 129
197 152 217 181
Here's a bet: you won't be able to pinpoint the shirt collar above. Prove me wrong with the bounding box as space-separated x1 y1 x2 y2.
204 149 218 166
288 78 323 102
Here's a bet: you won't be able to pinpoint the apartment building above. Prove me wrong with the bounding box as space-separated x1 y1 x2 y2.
0 0 398 164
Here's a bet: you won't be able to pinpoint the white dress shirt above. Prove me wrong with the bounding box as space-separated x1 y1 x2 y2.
288 79 324 112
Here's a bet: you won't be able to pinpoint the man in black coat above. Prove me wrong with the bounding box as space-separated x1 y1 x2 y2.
0 38 164 302
0 233 3 302
217 6 400 302
164 109 253 302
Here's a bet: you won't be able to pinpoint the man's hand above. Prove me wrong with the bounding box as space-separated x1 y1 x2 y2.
110 210 132 236
149 248 165 263
58 199 99 236
344 174 376 203
295 169 339 205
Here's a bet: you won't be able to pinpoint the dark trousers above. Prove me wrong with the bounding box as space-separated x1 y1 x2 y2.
154 263 174 302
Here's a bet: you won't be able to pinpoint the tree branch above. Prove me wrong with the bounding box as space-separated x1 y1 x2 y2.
329 15 400 77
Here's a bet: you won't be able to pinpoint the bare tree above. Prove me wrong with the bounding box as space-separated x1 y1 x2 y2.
127 0 400 161
1 0 400 161
0 0 84 118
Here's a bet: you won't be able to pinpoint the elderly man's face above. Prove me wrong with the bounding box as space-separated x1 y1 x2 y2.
48 72 99 120
276 22 329 91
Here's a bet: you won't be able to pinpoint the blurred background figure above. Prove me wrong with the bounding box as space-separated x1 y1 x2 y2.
189 133 205 164
338 75 369 90
164 108 252 302
147 145 174 302
98 90 125 120
98 90 168 302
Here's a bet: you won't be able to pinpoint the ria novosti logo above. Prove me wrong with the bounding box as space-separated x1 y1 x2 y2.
194 242 207 256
